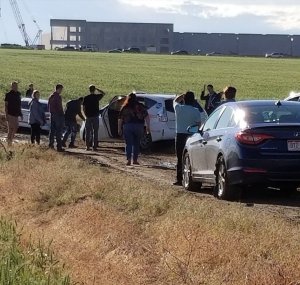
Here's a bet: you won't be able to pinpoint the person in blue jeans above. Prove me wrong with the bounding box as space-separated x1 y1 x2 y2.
118 93 150 166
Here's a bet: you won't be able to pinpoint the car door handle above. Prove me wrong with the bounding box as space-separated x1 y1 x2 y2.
202 140 208 145
216 137 222 142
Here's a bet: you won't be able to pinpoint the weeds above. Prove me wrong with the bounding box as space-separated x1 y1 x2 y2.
0 218 71 285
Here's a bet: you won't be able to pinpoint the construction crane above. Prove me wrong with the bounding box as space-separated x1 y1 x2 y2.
8 0 42 47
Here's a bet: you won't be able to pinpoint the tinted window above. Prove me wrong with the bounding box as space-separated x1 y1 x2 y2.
216 107 234 129
41 103 48 112
165 99 175 113
144 98 157 110
244 104 300 124
21 101 30 110
202 107 224 131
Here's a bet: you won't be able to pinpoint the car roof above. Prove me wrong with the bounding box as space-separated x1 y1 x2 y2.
21 97 48 104
221 100 300 108
135 93 176 99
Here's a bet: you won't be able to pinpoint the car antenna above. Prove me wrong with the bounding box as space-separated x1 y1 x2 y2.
275 100 282 107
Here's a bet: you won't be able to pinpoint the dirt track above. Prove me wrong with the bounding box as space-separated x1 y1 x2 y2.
1 128 300 224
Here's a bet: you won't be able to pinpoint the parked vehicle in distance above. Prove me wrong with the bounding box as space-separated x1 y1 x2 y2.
206 51 223 56
57 46 77 51
79 45 98 52
182 100 300 200
265 52 285 58
18 98 51 131
108 48 122 53
284 92 300 102
80 93 207 150
122 47 141 53
171 50 189 55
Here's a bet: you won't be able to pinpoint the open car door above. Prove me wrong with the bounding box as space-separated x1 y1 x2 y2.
102 95 126 138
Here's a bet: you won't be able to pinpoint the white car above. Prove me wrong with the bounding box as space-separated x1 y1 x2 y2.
284 92 300 102
19 98 51 131
265 52 284 58
80 93 208 149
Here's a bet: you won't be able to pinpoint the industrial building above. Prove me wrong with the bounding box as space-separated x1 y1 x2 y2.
50 19 300 56
50 19 173 53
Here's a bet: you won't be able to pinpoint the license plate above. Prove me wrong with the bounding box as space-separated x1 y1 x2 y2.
287 140 300 151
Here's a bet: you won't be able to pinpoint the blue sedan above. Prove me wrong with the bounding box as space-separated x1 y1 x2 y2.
183 100 300 200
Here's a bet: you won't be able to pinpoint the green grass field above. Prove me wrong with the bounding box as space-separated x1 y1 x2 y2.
1 49 300 106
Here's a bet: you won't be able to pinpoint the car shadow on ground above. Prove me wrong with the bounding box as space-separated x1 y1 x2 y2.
190 185 300 208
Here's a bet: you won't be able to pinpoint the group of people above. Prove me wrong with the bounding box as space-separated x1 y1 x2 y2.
4 80 236 177
3 81 150 165
4 82 106 151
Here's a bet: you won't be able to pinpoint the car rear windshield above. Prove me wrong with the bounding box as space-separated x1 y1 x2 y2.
165 99 175 113
244 105 300 124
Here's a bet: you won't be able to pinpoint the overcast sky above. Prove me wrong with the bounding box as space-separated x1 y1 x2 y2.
1 0 300 45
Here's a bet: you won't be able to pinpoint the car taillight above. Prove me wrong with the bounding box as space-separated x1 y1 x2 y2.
236 132 274 145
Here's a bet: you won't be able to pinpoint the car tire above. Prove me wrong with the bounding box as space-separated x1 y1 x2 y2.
140 132 152 151
214 156 241 201
280 184 299 196
182 152 202 191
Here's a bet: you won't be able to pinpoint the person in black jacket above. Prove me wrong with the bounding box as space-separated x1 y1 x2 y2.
83 85 105 151
62 97 85 148
200 84 221 115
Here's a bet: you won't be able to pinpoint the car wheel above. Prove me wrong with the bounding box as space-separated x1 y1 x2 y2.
280 184 299 196
140 132 152 150
214 156 240 201
182 152 202 191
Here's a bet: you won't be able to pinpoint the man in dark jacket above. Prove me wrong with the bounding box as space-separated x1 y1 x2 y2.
48 84 64 151
200 84 221 115
62 97 85 148
83 85 105 151
4 81 23 146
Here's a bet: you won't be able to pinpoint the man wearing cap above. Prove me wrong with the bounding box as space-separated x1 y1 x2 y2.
173 91 202 186
4 81 23 146
82 85 105 151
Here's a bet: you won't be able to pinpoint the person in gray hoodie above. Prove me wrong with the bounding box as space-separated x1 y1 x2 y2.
29 90 46 144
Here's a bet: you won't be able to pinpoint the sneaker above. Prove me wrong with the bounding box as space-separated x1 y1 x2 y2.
57 148 65 152
86 147 91 151
173 181 182 186
49 145 54 149
126 160 131 166
62 142 67 148
133 161 140 165
93 147 98 151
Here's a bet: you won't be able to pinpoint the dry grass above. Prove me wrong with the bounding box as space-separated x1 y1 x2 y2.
0 145 300 284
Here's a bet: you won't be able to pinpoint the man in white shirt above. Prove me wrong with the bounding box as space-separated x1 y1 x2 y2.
173 91 202 186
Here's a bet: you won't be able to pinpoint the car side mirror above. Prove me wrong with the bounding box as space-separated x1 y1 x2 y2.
187 125 200 134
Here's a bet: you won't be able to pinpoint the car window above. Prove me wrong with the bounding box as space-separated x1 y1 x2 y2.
144 98 157 110
165 99 175 113
21 101 30 110
216 107 235 129
244 105 300 124
288 97 300 102
202 107 224 131
41 103 48 112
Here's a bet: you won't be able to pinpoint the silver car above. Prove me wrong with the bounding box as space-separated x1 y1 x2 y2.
18 98 51 131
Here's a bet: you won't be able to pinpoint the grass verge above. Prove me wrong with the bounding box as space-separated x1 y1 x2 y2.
0 145 300 284
0 218 71 284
